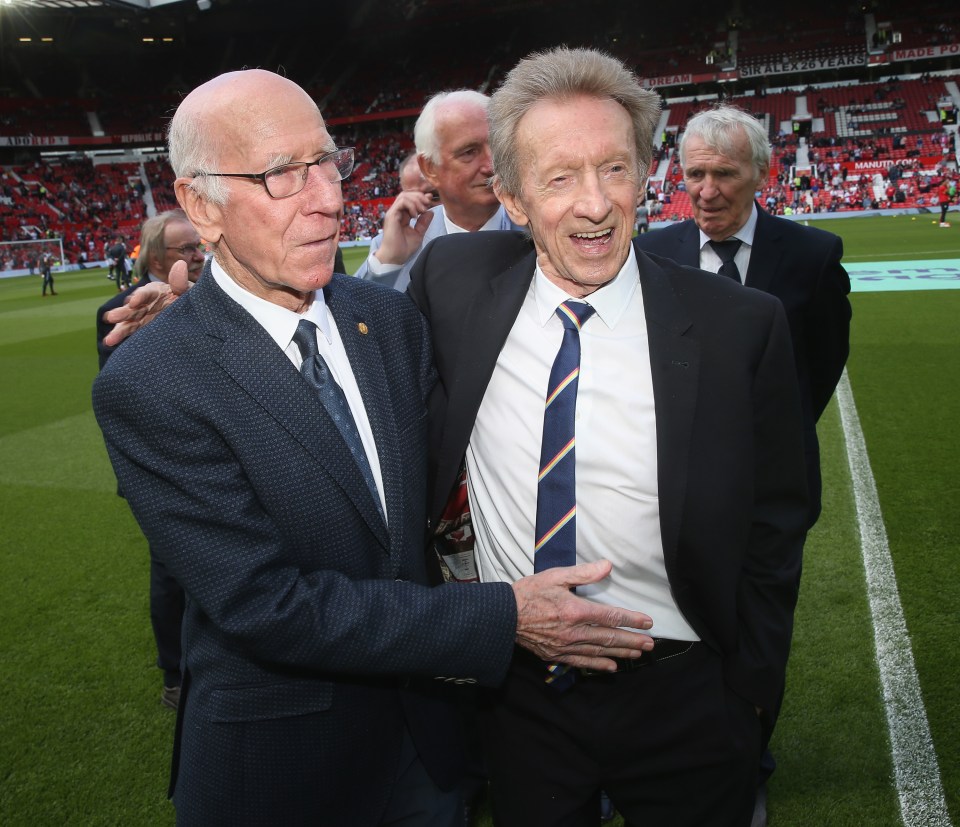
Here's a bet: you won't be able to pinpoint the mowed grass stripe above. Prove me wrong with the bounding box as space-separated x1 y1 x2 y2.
838 371 951 827
2 225 955 825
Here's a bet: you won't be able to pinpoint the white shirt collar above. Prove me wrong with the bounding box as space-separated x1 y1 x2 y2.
442 204 508 235
533 244 640 330
697 201 759 250
209 258 331 351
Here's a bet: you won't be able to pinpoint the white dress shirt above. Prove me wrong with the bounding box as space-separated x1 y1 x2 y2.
466 247 697 640
697 201 759 282
211 261 387 517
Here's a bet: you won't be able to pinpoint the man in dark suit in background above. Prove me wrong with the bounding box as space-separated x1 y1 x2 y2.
95 208 205 711
93 68 655 826
635 104 851 528
408 46 810 827
635 104 851 826
106 235 130 291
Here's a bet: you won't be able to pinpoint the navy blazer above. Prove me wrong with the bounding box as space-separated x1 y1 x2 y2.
635 207 852 524
93 264 517 825
408 231 809 718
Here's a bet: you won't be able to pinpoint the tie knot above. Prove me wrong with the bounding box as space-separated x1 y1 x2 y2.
293 319 319 360
556 301 595 331
709 238 742 264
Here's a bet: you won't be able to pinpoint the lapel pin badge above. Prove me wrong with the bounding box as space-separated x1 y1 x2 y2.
358 322 369 335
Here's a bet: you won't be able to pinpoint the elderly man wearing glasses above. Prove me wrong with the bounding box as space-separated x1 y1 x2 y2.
92 69 656 827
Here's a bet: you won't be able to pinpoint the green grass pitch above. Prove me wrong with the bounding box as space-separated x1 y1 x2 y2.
1 216 957 825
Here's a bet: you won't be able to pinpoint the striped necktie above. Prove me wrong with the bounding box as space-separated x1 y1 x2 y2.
292 319 384 523
534 301 595 572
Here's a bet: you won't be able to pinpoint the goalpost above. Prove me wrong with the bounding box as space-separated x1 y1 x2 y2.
0 237 66 275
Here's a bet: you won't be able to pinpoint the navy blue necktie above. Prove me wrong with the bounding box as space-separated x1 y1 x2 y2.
535 301 594 690
292 319 384 522
709 238 743 283
534 301 595 572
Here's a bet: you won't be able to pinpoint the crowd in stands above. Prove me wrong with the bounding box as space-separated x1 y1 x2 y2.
1 157 147 266
643 123 957 224
1 70 956 268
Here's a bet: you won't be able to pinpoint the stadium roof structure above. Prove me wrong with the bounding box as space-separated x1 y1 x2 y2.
2 0 198 8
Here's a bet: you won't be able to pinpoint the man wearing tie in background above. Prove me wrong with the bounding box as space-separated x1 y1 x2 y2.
635 104 850 527
634 101 851 827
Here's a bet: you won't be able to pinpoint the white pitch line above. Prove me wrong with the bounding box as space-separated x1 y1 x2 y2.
836 370 952 827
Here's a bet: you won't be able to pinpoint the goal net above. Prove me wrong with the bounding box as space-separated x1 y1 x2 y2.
0 238 66 276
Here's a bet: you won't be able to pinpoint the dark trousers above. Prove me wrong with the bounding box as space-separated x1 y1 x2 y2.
41 270 54 294
148 550 185 686
479 644 760 827
113 260 129 290
381 726 465 827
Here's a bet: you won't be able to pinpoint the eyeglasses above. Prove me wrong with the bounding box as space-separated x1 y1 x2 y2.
197 147 355 199
165 242 206 256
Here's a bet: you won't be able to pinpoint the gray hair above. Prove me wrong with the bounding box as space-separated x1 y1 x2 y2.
489 46 661 197
414 89 490 164
133 208 191 280
167 105 229 206
679 104 771 177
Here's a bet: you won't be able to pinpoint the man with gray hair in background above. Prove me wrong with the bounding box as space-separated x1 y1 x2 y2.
354 89 520 291
95 208 206 711
635 102 851 827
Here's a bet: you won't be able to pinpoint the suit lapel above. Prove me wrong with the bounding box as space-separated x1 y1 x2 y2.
438 250 536 494
634 242 699 563
675 220 702 268
325 280 395 546
193 274 390 549
744 206 784 292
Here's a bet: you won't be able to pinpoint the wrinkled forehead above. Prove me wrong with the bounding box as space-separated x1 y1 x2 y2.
163 220 201 243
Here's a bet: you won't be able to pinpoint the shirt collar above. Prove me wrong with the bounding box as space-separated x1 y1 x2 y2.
697 201 758 250
534 244 640 330
210 258 331 351
442 204 508 235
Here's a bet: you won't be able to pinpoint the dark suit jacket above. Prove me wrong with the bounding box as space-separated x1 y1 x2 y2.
92 264 517 825
96 278 149 370
408 231 809 718
635 207 851 524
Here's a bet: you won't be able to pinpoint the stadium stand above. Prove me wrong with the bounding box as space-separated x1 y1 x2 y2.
0 0 957 270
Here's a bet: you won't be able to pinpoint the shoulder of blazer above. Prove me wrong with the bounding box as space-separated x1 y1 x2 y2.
755 206 840 251
411 230 534 307
633 220 698 259
327 272 426 334
637 244 781 318
419 229 533 272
